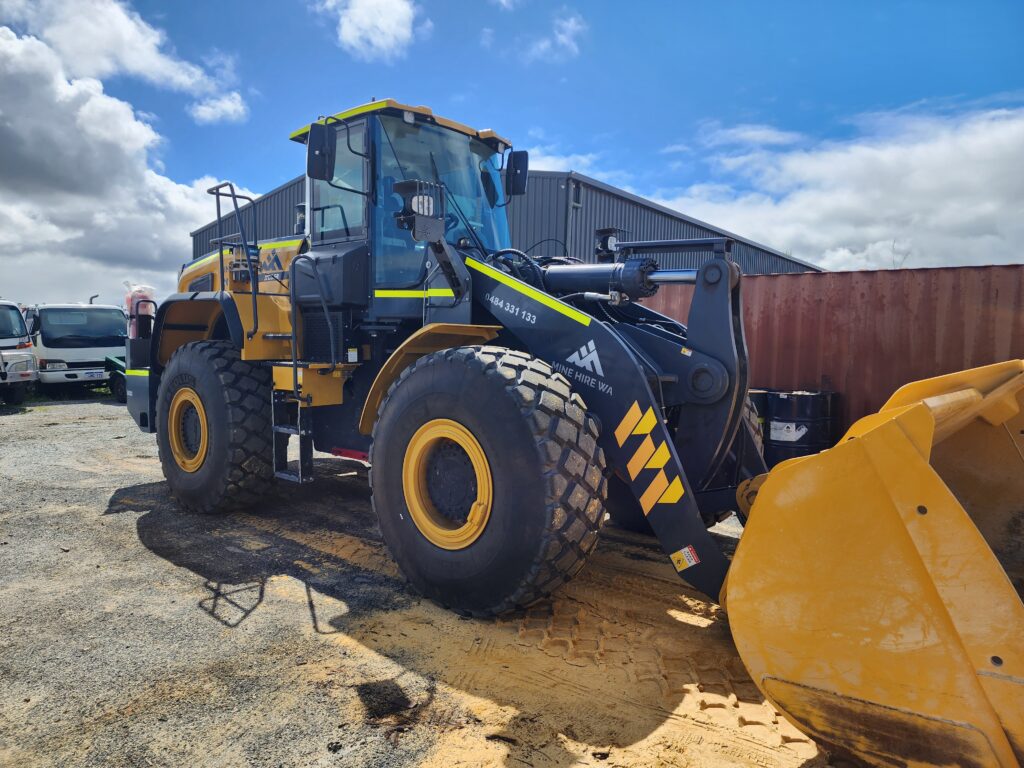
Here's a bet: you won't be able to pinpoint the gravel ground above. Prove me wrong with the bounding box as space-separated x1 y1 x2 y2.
0 397 824 768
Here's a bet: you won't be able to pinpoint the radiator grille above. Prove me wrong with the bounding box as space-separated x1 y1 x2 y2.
302 313 343 363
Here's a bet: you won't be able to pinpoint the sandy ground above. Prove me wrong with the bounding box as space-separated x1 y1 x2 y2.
0 397 826 767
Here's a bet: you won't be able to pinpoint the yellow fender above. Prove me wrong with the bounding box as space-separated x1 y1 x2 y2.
357 323 500 435
726 360 1024 766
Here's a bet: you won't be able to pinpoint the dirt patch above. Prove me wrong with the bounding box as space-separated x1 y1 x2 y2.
0 400 824 767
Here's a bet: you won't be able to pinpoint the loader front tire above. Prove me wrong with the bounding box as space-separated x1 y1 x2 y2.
370 346 607 616
156 340 274 514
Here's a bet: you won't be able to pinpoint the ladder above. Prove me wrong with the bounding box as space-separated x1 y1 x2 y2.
272 390 314 484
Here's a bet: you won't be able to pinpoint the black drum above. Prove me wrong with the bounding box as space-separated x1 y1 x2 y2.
764 390 840 468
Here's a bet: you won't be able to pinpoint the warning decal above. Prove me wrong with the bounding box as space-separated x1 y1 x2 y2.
670 545 701 572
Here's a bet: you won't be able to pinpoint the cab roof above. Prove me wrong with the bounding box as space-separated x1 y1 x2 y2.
289 99 511 149
29 303 123 311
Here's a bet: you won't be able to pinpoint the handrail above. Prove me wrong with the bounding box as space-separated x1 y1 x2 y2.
207 182 260 339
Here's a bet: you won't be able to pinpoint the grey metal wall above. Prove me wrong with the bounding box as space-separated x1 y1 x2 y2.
191 170 818 275
191 176 304 259
510 172 818 274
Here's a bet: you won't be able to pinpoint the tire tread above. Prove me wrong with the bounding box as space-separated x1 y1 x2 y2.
370 345 607 617
157 340 274 514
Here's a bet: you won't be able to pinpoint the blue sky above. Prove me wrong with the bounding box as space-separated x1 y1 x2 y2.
1 0 1023 303
123 0 1024 195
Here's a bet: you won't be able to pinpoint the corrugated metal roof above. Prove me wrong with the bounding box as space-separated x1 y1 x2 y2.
190 176 304 260
189 170 815 275
560 171 818 270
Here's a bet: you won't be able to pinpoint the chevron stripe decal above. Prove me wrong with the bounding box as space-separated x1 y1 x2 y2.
614 401 686 515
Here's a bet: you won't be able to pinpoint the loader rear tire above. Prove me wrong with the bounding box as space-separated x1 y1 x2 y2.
370 345 607 616
156 340 274 514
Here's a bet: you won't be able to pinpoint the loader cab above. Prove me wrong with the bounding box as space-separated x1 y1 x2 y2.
297 101 524 321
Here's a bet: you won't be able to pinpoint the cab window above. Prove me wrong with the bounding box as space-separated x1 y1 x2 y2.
311 121 367 243
0 305 27 339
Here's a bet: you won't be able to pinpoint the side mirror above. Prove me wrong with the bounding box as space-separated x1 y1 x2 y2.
505 150 529 197
293 203 306 235
306 122 335 181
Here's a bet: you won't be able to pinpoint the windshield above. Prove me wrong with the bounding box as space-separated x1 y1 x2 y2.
378 115 511 254
39 308 126 349
0 305 27 340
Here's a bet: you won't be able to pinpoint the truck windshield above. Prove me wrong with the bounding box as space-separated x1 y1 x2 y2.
377 115 511 253
0 305 27 339
39 308 126 349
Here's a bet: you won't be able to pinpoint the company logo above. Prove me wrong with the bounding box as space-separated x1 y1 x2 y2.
566 340 604 377
261 250 283 273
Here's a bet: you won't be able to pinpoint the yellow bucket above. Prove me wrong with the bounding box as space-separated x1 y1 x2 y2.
726 360 1024 767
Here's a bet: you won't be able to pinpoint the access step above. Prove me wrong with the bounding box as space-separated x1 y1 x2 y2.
274 469 313 484
271 391 314 484
271 424 309 436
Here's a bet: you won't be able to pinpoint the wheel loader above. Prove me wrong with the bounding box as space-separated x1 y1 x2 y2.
122 99 1024 766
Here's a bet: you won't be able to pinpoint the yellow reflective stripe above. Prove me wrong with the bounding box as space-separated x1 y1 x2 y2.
125 369 149 376
374 289 455 299
181 239 304 277
259 239 304 250
290 100 391 140
180 250 228 275
465 258 592 327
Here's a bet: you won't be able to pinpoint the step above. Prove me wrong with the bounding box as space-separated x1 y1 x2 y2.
274 469 313 484
271 425 310 436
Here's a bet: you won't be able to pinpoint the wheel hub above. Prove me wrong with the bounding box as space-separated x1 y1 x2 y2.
424 439 478 526
168 387 209 473
402 419 493 550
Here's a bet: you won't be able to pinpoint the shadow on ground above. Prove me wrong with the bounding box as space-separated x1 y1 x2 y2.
105 459 824 767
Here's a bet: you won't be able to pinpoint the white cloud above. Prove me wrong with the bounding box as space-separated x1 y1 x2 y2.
702 123 804 147
654 107 1024 270
315 0 430 62
188 91 249 125
526 144 599 174
480 26 494 49
526 10 585 62
0 27 249 305
660 143 690 154
490 0 519 9
0 0 248 124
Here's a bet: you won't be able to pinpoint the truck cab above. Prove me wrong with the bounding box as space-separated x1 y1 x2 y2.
24 303 127 390
0 300 36 404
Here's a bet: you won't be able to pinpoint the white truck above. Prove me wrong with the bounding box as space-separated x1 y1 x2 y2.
23 304 127 394
0 300 37 405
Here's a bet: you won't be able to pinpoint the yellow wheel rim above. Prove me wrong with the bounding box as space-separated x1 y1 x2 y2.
168 387 209 473
402 418 493 550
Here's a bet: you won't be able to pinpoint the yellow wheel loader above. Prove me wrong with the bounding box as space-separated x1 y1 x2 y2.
121 99 1024 766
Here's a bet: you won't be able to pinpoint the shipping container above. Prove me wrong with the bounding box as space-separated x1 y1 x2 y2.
645 265 1024 430
190 171 818 275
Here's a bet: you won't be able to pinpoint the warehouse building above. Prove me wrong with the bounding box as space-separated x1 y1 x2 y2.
190 170 819 275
